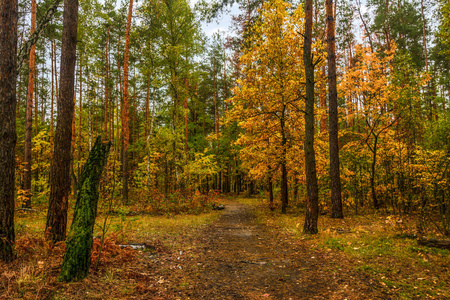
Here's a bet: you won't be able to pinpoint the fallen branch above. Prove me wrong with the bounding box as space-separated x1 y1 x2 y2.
418 237 450 250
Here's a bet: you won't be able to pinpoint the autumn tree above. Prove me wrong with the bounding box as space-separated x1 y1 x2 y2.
46 0 78 242
227 0 307 213
0 0 18 262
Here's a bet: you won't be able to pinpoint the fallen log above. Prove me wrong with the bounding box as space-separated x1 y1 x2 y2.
418 237 450 250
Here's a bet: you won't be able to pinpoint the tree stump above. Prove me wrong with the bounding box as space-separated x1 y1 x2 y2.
58 136 111 282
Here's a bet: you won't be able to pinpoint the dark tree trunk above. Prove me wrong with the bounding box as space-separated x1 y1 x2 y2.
46 0 78 243
0 0 18 262
59 136 111 282
327 0 343 219
22 0 37 209
303 0 319 234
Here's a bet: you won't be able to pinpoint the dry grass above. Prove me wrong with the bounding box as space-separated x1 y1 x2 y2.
1 200 221 300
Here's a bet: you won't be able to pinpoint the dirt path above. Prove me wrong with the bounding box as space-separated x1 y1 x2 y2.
162 201 390 299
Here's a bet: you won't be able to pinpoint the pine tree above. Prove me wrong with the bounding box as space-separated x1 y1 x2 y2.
46 0 79 242
0 0 18 262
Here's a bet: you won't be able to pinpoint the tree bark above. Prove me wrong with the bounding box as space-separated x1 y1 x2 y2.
327 0 343 219
46 0 78 243
303 0 319 234
122 0 133 204
58 136 111 282
22 0 37 209
0 0 18 262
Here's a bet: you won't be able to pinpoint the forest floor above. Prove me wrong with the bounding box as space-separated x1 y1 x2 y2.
1 196 449 299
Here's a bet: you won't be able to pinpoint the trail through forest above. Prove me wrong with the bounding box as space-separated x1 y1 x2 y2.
158 200 391 299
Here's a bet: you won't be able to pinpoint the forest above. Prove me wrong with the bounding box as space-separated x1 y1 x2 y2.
0 0 449 298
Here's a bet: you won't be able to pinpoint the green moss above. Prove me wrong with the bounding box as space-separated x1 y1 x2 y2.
59 137 111 282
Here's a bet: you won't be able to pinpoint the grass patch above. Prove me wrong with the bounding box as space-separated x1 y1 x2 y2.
246 197 450 299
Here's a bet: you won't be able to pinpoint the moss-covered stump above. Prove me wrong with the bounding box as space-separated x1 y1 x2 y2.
58 136 111 282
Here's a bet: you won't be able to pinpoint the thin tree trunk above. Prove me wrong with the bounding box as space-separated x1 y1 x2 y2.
77 48 83 179
22 0 37 209
122 0 133 204
46 0 78 243
356 0 374 53
303 0 319 234
184 78 189 153
281 110 288 214
16 0 63 74
327 0 343 219
145 74 150 139
0 0 18 262
104 25 110 138
319 66 327 134
420 0 428 72
34 65 38 135
370 134 379 209
268 173 274 211
50 40 55 159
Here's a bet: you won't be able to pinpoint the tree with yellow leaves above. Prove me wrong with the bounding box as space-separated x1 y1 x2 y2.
340 43 429 209
227 0 324 213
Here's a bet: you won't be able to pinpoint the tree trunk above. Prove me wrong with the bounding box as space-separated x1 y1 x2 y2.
281 113 288 214
122 0 133 204
77 48 83 179
50 40 56 160
0 0 18 262
420 0 428 72
185 79 189 154
22 0 37 209
268 174 274 211
104 25 110 138
327 0 343 219
319 66 327 134
46 0 78 243
303 0 319 234
370 134 379 209
58 136 111 282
